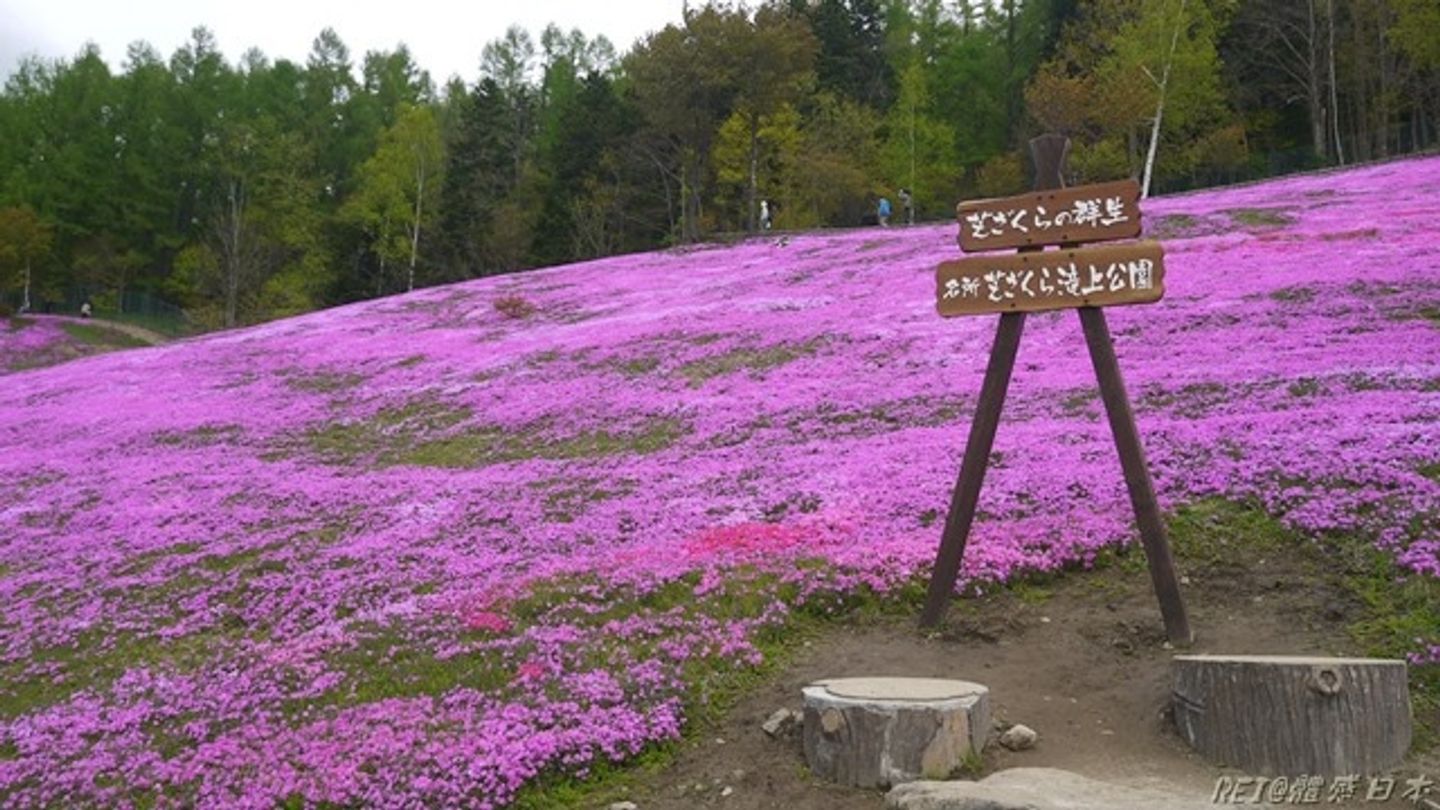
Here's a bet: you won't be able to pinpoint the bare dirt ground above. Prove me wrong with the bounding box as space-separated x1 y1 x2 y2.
600 535 1436 810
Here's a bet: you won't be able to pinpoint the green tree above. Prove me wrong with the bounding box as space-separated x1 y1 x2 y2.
187 118 327 327
625 6 746 242
882 60 958 217
786 92 882 227
0 206 54 312
1027 0 1233 193
728 5 817 232
344 105 443 293
790 0 893 109
437 79 519 280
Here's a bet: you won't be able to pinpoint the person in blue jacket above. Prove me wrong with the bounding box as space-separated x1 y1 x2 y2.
877 196 892 227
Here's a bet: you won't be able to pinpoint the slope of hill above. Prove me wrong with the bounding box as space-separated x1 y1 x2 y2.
2 158 1438 807
0 315 158 373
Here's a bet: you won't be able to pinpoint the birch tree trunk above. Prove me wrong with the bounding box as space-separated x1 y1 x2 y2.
408 155 426 293
747 115 759 234
222 179 246 329
21 260 31 313
1327 0 1345 164
1142 0 1187 200
1308 0 1327 160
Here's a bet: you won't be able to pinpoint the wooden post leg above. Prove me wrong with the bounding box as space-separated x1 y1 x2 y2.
919 311 1027 628
1078 306 1193 645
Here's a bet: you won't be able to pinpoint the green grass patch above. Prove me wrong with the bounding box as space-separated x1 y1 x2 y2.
59 321 151 349
1225 207 1296 229
404 418 688 469
308 622 512 712
1060 388 1099 415
1344 553 1440 749
7 316 34 331
1419 462 1440 482
1148 213 1217 239
0 625 257 720
676 339 825 386
1165 498 1298 568
154 424 243 448
114 541 205 577
104 310 192 338
530 477 634 523
1269 286 1316 304
285 371 367 394
1138 381 1234 418
614 356 661 377
286 397 688 468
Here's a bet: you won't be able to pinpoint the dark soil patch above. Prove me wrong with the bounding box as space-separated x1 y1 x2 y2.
593 506 1434 810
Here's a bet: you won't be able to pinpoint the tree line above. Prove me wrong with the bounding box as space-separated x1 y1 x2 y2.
0 0 1435 329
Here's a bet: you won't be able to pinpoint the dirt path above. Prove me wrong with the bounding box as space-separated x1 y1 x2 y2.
86 317 169 345
597 532 1434 810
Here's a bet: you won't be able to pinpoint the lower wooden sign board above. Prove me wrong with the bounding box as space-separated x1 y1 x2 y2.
936 241 1165 317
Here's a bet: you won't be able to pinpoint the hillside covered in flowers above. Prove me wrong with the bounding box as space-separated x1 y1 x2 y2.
2 158 1438 807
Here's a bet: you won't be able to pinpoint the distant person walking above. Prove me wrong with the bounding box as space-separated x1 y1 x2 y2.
759 199 773 231
80 300 92 319
877 196 892 227
898 188 914 225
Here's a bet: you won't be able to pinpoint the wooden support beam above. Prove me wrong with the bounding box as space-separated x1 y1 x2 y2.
1078 306 1193 645
918 310 1026 627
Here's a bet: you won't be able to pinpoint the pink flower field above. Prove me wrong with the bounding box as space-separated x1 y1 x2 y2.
1 316 152 374
2 158 1439 807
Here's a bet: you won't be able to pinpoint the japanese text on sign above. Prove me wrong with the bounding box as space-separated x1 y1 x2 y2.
955 179 1142 252
935 241 1166 317
963 195 1130 241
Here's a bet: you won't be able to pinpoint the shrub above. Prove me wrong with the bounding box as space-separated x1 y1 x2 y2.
976 152 1027 198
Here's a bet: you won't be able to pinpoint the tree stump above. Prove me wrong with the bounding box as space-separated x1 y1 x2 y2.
1172 655 1411 776
802 677 991 788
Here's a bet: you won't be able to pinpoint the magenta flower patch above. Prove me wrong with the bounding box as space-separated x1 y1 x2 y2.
1 158 1439 807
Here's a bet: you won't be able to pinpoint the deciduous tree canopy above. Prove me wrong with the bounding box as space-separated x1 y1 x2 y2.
0 1 1434 327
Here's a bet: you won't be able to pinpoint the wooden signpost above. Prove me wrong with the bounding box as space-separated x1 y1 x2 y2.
919 134 1193 646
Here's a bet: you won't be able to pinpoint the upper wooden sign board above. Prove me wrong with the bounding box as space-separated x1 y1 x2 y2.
936 240 1165 317
956 178 1142 252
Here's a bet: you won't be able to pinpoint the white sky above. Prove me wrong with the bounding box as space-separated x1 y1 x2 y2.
0 0 688 83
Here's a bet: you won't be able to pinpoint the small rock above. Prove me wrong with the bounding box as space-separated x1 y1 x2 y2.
1039 616 1051 624
721 786 734 798
608 803 638 810
999 724 1038 751
730 769 747 781
715 737 725 745
1180 575 1192 585
761 708 799 738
